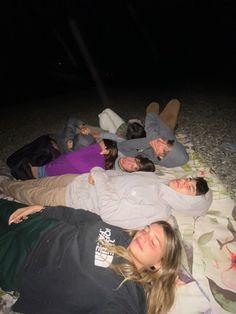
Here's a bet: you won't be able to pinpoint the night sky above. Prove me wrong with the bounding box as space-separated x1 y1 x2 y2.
5 0 236 105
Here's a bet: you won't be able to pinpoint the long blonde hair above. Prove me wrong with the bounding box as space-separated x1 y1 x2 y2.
103 221 182 314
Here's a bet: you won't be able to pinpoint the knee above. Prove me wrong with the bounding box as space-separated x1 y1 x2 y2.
170 99 181 106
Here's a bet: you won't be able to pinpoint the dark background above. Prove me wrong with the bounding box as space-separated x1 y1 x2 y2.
5 0 236 106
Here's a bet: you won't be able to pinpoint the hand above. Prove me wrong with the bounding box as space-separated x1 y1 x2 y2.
100 148 109 155
99 140 109 155
88 174 95 185
8 205 44 225
149 138 160 153
78 126 91 135
149 138 168 159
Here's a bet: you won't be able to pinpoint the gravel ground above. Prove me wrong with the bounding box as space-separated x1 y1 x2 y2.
1 83 236 200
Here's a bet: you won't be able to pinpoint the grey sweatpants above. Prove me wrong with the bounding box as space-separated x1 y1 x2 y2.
0 174 78 206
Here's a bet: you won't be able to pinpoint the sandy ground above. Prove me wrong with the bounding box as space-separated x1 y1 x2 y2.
1 83 236 200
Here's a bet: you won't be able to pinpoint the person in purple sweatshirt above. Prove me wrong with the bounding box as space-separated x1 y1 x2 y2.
30 139 155 178
30 139 118 178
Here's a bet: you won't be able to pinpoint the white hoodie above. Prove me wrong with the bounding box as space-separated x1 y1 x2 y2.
66 167 213 229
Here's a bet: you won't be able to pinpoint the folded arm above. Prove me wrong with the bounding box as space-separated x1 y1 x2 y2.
9 204 100 226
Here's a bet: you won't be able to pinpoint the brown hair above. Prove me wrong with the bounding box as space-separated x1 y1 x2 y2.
102 221 182 314
103 139 118 170
136 155 155 172
126 121 146 140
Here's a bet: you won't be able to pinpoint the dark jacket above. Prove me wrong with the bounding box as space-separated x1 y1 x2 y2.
0 200 145 314
7 135 61 180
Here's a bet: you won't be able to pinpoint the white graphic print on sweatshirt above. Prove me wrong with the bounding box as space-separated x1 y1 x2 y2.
95 227 116 267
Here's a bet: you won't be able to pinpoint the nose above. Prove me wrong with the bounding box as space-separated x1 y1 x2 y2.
139 229 148 241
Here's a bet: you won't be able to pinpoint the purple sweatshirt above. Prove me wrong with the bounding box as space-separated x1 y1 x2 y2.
45 143 105 176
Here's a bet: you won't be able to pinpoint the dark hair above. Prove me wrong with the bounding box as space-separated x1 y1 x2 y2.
195 177 209 195
103 139 118 170
136 155 155 172
126 122 146 140
167 139 175 146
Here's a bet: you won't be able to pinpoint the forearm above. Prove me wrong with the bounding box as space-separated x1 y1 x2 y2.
41 206 100 225
8 204 45 225
8 204 100 226
100 132 121 142
117 139 145 156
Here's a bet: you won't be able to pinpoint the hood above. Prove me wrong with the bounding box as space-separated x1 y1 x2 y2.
159 183 213 216
158 141 189 168
114 157 123 172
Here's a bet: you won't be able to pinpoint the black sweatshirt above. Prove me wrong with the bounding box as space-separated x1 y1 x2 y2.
12 205 145 314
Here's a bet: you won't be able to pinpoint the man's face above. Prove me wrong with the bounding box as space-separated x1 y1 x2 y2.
119 157 139 172
149 138 171 160
168 178 197 195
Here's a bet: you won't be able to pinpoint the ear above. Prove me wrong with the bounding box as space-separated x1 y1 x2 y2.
149 266 156 272
149 261 161 272
100 149 109 155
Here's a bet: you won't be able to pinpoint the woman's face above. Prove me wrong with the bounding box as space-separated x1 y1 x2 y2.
119 157 139 172
168 178 197 195
128 224 166 270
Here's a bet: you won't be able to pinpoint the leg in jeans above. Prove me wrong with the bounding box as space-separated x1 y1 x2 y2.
159 99 181 130
0 174 78 206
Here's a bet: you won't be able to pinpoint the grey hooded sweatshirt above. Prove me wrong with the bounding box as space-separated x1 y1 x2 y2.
66 168 213 229
117 112 189 168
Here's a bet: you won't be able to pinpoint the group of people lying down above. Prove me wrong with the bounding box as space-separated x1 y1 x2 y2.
0 99 213 314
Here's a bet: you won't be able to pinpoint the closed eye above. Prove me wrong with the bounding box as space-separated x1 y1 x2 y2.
187 183 196 195
151 239 158 247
